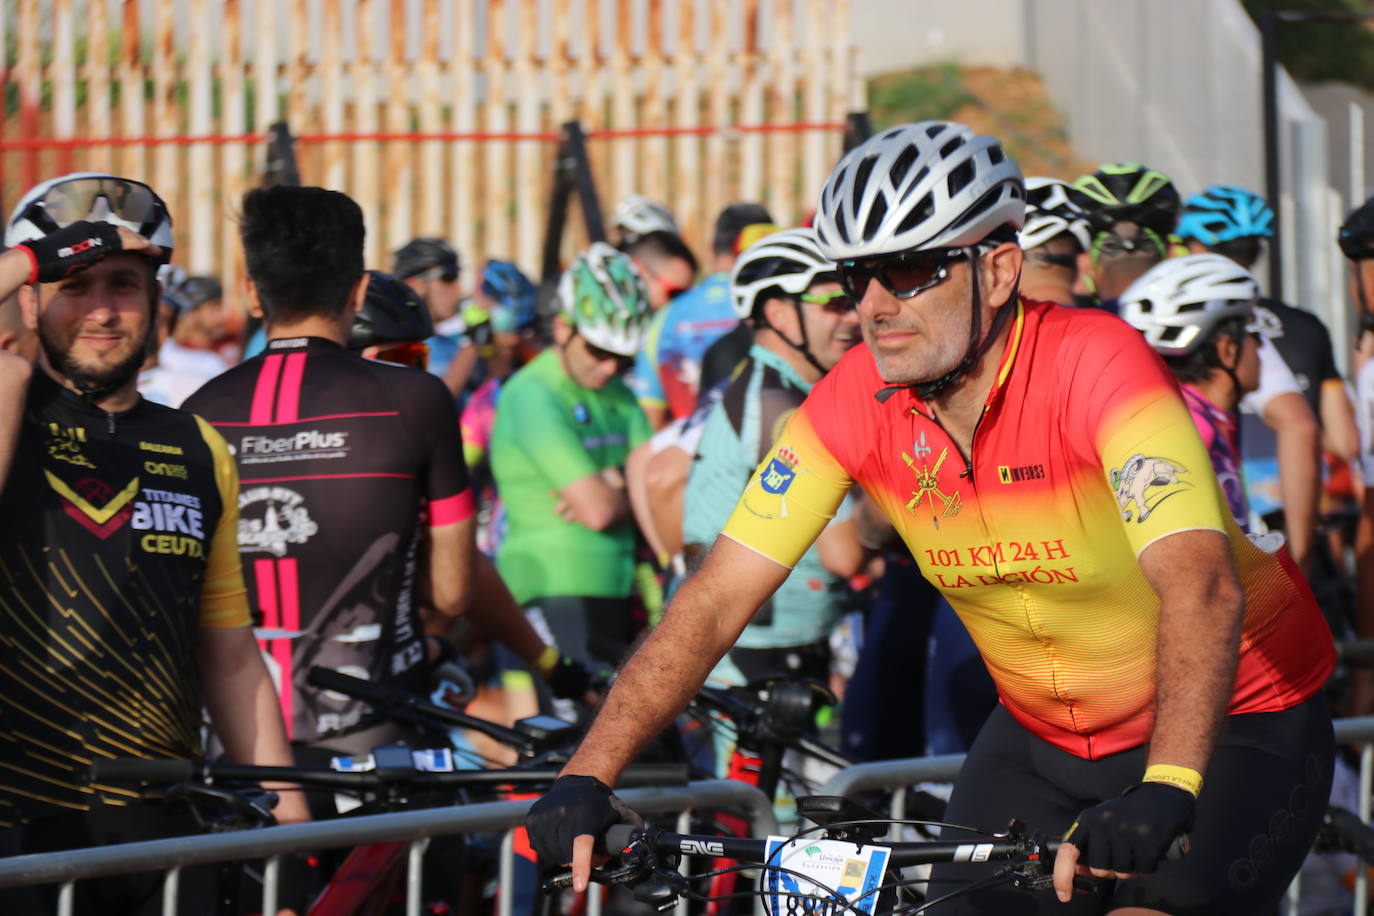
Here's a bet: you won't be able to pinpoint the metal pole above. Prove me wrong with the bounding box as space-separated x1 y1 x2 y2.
499 829 516 916
1261 11 1283 297
263 854 280 916
1358 742 1372 916
406 838 427 916
57 881 74 916
162 866 179 916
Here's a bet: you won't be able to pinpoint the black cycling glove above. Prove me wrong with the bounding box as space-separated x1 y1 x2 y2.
1064 781 1195 875
17 220 125 284
545 655 594 700
525 775 641 866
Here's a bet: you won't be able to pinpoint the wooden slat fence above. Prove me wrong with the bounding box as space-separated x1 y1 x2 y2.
0 0 862 306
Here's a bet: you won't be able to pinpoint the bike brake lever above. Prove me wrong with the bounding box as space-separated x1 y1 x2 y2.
541 856 649 892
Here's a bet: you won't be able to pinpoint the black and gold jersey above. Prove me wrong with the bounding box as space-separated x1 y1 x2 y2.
0 371 249 827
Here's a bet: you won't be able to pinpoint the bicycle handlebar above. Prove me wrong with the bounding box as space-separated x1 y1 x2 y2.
305 666 538 751
91 758 689 791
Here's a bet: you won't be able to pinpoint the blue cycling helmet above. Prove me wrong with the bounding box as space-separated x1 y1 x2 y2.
1177 185 1274 245
480 260 538 330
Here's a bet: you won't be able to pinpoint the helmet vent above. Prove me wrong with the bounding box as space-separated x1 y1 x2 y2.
947 160 976 197
863 196 889 242
1137 299 1153 314
949 184 1002 230
940 137 964 159
853 155 878 206
988 146 1005 166
1159 326 1183 343
896 194 934 237
1175 302 1205 314
926 123 945 139
890 145 918 186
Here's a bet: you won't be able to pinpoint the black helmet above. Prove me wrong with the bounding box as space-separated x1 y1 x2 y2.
1339 195 1374 261
348 270 434 349
165 275 223 312
1070 163 1181 238
392 237 460 280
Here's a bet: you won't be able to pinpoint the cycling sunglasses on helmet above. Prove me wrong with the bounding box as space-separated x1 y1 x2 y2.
837 248 973 301
19 176 168 237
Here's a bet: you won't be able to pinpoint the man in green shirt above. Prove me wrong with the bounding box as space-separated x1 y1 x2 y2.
491 243 653 666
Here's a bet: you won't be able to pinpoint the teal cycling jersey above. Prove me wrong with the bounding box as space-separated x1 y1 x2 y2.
683 344 850 651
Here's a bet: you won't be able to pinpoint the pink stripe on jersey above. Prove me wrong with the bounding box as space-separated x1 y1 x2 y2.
250 355 284 425
274 353 307 423
275 558 300 736
253 558 294 740
428 489 477 527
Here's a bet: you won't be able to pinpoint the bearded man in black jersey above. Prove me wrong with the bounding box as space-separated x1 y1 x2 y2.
0 172 304 915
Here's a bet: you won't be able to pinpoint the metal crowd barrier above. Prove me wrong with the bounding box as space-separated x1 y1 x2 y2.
815 717 1374 916
0 779 778 916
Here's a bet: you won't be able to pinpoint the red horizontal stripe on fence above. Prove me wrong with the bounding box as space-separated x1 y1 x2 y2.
0 122 846 153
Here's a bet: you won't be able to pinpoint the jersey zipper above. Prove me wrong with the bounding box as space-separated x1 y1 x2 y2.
105 412 116 436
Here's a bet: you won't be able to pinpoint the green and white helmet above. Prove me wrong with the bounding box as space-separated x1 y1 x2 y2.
558 241 653 356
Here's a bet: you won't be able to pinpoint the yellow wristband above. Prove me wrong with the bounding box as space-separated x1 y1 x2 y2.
1142 764 1203 798
534 645 560 677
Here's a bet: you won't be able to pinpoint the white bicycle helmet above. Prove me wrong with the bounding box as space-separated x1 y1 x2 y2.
1118 253 1258 356
1020 177 1093 252
814 121 1024 261
730 228 836 320
558 241 653 356
7 171 174 261
613 194 679 241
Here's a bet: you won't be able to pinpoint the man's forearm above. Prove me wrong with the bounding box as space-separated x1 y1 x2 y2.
1273 402 1320 572
0 249 34 303
1148 583 1243 774
559 536 793 781
465 551 548 663
202 628 296 766
562 554 753 782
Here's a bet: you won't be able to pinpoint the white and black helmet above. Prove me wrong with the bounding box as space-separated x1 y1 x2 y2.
1118 253 1258 356
1020 177 1092 252
730 227 836 321
814 121 1024 261
613 194 679 241
6 171 174 261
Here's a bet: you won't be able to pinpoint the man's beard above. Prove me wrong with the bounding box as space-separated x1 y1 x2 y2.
40 325 149 403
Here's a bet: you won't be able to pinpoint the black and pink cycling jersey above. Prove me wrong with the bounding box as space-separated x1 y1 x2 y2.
184 336 474 744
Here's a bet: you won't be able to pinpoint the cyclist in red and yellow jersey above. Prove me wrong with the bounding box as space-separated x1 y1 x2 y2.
526 123 1335 915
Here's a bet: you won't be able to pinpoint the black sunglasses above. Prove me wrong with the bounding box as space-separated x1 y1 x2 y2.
837 248 972 300
582 337 635 371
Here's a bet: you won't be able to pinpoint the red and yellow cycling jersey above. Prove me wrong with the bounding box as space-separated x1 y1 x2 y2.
722 299 1333 759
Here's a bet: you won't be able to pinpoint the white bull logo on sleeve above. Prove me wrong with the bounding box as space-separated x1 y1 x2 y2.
1111 454 1189 523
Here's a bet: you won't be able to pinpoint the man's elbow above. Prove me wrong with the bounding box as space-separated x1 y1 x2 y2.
1271 397 1319 446
1201 573 1245 631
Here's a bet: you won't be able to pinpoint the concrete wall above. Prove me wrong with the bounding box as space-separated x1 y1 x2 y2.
852 0 1027 74
853 0 1354 362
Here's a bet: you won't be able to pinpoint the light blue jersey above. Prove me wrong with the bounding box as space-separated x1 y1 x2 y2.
683 344 850 653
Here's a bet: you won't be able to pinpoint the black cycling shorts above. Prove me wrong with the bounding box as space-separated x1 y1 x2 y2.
926 693 1334 915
